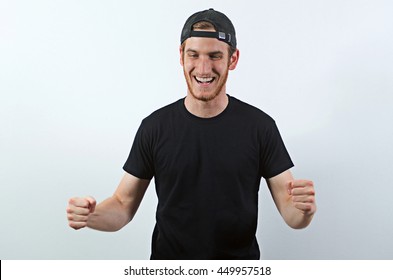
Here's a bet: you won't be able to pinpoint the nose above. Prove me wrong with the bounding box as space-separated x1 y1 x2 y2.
196 56 212 74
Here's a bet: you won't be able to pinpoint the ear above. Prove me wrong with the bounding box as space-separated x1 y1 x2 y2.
179 45 184 66
228 49 240 70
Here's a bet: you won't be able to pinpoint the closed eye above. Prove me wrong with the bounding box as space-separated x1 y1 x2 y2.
186 51 199 59
209 51 224 60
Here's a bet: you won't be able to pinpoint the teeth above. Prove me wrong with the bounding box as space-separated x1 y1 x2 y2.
195 77 214 83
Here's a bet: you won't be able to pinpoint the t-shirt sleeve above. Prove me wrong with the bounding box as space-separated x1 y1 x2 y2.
259 121 294 179
123 120 155 180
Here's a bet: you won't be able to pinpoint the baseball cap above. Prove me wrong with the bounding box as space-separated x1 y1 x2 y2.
180 8 237 48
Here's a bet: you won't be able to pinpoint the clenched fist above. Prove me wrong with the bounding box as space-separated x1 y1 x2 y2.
66 196 96 230
288 180 316 216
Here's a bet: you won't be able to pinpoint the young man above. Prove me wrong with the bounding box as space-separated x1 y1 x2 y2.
67 8 316 260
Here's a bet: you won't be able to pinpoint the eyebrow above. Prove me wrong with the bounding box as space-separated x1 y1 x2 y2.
185 49 224 56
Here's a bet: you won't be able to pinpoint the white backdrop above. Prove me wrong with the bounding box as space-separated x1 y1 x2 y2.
1 0 392 259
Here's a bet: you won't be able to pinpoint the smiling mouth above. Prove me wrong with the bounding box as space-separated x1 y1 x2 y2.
194 76 215 84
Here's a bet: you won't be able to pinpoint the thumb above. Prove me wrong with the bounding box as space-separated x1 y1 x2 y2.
287 181 293 195
85 196 96 213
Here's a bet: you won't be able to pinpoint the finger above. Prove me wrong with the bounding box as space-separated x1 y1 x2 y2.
291 180 314 188
291 186 315 196
67 213 89 222
288 181 314 195
66 204 91 216
68 221 87 230
69 197 90 208
292 195 315 204
293 202 316 214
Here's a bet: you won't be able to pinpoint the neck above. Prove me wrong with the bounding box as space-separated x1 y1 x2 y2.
184 92 229 118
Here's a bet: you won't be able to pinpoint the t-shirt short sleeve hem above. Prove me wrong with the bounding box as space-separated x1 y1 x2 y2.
123 165 154 180
263 162 294 179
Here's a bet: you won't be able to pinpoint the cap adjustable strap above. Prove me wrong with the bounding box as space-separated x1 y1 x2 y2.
190 30 232 45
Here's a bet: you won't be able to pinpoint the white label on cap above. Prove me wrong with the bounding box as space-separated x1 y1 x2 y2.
218 32 226 40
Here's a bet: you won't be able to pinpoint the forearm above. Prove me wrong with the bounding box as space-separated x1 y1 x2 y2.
86 195 133 232
67 173 149 232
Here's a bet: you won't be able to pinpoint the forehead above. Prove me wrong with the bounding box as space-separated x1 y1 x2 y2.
184 36 228 54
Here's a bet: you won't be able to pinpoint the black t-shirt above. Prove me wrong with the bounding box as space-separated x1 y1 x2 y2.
123 95 294 259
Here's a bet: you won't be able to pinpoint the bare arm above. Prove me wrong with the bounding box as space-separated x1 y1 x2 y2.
67 173 150 232
266 170 316 229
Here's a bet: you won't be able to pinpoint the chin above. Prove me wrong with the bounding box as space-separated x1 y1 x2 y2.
191 91 220 102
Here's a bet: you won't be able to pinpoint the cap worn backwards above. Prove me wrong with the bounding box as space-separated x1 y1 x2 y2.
180 8 237 48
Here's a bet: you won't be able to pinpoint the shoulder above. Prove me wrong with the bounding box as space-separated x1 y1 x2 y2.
229 96 275 125
140 99 183 127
